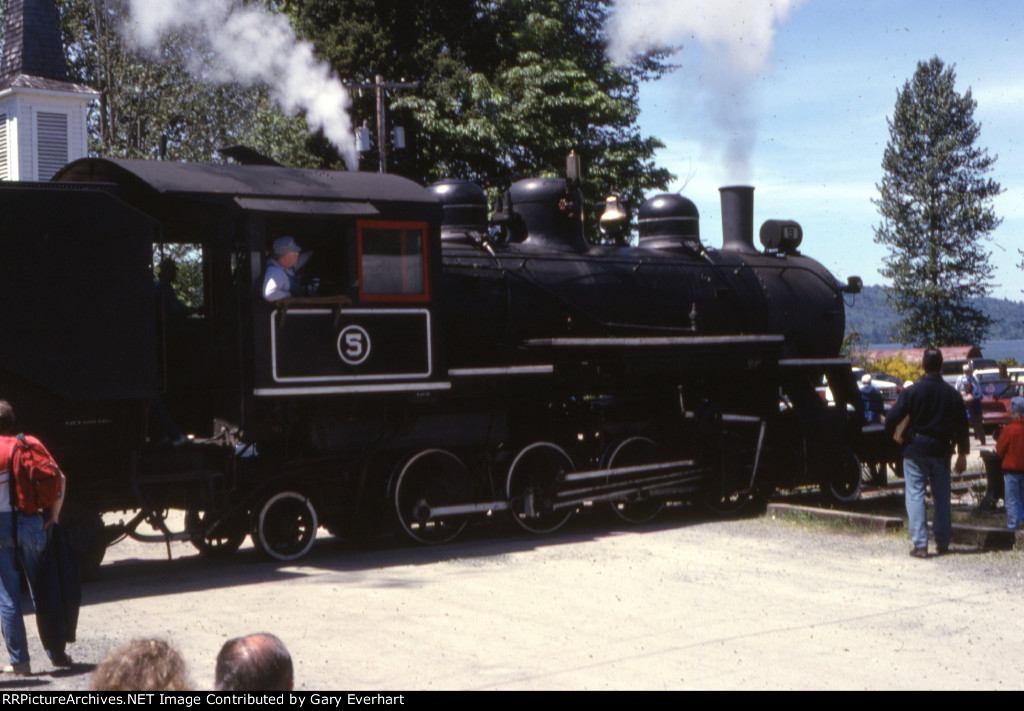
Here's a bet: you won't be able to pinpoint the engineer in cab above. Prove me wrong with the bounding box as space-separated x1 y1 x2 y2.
263 236 311 301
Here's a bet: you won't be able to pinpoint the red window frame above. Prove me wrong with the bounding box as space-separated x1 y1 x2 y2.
356 220 431 303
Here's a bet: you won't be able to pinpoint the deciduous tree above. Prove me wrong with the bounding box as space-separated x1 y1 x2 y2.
873 57 1001 346
292 0 675 236
0 0 321 165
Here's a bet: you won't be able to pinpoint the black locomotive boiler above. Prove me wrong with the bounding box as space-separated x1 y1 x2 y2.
0 155 865 569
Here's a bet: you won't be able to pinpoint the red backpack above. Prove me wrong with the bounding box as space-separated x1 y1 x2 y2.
4 434 62 515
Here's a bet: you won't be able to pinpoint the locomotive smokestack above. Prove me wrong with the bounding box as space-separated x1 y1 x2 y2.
719 185 757 254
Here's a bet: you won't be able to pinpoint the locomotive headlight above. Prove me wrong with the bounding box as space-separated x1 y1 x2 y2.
759 219 803 254
843 276 864 294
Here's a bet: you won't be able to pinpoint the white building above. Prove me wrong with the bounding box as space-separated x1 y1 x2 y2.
0 0 96 181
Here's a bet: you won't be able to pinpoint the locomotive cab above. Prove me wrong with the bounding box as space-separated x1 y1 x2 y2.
55 159 447 448
46 159 449 558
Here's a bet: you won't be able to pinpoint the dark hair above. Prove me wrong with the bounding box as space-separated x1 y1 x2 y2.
215 633 293 692
922 348 943 374
0 400 15 436
91 639 191 691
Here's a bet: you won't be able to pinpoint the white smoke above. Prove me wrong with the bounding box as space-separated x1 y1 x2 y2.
121 0 358 169
606 0 810 180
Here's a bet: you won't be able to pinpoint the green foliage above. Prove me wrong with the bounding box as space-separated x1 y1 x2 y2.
293 0 675 237
154 244 204 309
873 57 1002 347
840 329 865 358
0 0 325 166
860 353 923 384
1020 249 1024 322
3 0 673 216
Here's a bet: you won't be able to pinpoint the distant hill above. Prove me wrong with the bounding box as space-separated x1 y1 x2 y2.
844 285 1024 343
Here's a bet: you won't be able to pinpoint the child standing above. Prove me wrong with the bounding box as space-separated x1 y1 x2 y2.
996 396 1024 529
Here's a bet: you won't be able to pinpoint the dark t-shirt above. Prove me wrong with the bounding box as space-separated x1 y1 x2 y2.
885 373 970 458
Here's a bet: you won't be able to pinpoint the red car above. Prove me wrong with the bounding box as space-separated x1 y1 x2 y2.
979 380 1024 434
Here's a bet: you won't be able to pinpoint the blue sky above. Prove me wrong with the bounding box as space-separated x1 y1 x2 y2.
630 0 1023 306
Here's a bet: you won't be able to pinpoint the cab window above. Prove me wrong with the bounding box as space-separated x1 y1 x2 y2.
357 221 430 302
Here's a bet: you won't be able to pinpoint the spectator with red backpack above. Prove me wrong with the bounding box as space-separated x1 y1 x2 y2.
0 400 70 676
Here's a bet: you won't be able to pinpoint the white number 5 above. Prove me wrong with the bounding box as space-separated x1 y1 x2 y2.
337 325 371 366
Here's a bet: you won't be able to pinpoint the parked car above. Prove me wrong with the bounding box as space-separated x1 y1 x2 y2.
852 368 900 411
978 379 1024 434
869 373 903 407
974 368 1004 383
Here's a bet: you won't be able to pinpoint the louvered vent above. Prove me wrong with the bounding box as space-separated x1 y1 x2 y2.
37 111 68 180
0 114 8 181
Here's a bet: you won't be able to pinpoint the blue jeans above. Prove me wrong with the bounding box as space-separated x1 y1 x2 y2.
1004 473 1024 530
0 512 48 666
903 456 951 550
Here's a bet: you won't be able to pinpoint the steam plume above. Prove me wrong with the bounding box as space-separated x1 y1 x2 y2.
606 0 809 180
122 0 357 169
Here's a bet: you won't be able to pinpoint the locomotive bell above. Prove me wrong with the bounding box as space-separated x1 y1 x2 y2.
599 195 628 246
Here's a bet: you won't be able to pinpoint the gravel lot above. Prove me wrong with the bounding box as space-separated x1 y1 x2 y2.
1 502 1022 691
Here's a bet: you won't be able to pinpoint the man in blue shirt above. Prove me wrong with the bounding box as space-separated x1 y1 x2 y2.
955 362 986 445
859 373 885 424
263 237 310 301
886 349 970 558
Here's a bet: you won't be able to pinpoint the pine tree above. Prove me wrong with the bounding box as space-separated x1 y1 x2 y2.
873 57 1001 347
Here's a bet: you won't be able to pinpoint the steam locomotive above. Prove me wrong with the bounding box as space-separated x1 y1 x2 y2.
0 154 865 570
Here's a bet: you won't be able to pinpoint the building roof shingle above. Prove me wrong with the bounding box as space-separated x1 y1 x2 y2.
0 0 81 91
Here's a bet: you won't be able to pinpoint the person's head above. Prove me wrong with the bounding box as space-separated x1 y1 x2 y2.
1011 396 1024 420
215 633 293 692
963 362 975 374
922 348 943 375
860 373 872 386
158 258 178 283
91 639 191 691
0 400 14 436
272 237 302 269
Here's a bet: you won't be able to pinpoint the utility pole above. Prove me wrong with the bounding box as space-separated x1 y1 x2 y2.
347 75 419 173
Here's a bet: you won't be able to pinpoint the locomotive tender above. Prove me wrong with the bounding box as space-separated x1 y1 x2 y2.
0 155 865 569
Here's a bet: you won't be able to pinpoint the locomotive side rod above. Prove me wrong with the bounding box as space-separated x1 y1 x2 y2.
424 464 710 520
428 500 511 517
558 466 704 499
562 458 696 483
554 468 712 510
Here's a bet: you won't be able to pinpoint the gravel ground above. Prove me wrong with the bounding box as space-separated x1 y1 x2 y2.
1 498 1022 692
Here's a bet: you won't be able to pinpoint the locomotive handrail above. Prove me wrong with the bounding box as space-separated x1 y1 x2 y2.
489 247 850 296
272 295 354 307
272 295 353 329
525 334 785 348
779 358 853 367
